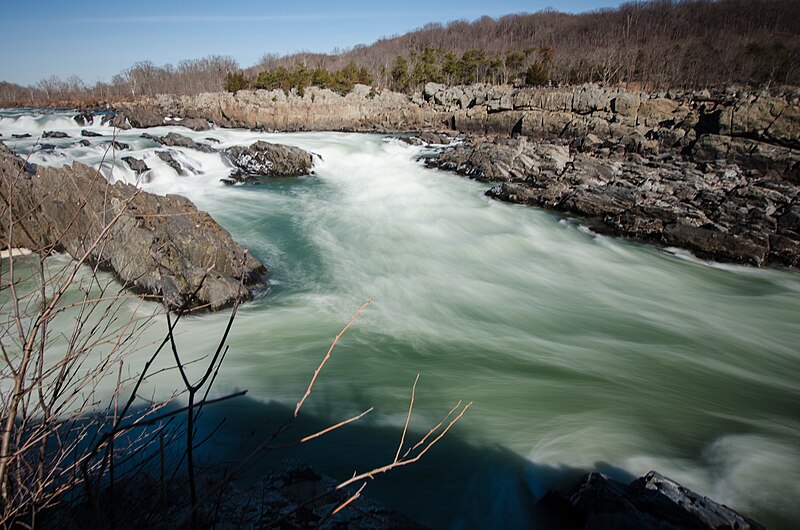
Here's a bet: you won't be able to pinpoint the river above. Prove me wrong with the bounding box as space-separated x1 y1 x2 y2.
1 109 799 528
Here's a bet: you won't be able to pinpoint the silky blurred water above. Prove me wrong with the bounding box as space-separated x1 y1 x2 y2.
2 110 799 528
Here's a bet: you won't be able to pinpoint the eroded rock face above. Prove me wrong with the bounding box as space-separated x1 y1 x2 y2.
0 145 266 311
142 132 215 152
429 138 800 267
223 140 314 183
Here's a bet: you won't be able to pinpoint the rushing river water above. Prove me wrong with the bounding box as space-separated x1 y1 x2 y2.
2 109 799 528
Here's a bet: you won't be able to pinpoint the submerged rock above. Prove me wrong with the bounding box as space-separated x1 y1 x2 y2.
101 140 130 151
156 150 186 176
223 140 314 183
541 471 764 530
0 145 266 311
42 130 70 139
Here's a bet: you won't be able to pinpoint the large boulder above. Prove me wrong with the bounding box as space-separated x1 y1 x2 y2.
0 145 265 311
223 141 314 182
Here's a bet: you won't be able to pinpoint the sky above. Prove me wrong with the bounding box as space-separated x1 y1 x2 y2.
1 0 627 86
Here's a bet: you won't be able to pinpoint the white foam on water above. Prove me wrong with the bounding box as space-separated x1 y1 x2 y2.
3 109 800 528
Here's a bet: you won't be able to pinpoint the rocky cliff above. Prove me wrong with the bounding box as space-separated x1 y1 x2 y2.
106 83 799 266
0 145 266 311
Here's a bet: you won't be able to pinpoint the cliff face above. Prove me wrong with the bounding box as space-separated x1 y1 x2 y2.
113 83 799 183
0 145 266 311
114 85 439 132
107 83 799 267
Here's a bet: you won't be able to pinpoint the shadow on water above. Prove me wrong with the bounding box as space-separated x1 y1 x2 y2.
183 395 634 529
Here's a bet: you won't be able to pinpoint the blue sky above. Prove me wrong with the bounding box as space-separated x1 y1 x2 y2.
1 0 626 86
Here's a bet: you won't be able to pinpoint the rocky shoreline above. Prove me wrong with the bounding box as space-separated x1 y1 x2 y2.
0 144 267 311
103 82 800 268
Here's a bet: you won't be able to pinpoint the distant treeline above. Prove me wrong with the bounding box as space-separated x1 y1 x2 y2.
1 0 798 106
249 0 799 91
223 48 551 94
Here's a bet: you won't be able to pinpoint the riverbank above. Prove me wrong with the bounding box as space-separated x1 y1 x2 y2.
100 82 800 268
2 114 797 528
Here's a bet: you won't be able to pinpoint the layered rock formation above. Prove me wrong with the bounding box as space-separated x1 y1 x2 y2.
0 145 266 311
102 83 799 266
426 136 800 267
112 84 438 132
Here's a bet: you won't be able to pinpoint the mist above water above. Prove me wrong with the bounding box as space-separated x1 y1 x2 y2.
2 110 799 528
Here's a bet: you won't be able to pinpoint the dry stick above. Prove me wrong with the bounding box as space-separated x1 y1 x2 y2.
402 400 463 460
299 408 373 444
336 401 473 492
269 393 472 527
394 373 419 463
176 302 376 528
323 481 366 523
294 299 372 417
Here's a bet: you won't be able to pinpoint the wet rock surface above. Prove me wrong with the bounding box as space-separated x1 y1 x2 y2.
89 83 800 267
156 150 187 176
541 471 765 530
42 130 69 138
0 144 266 311
427 136 800 267
142 131 215 152
121 155 149 175
223 140 314 183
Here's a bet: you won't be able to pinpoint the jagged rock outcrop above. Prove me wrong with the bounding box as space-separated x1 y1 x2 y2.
122 156 149 175
156 150 187 175
427 137 800 267
113 85 439 132
541 471 764 530
98 83 799 266
107 84 798 173
0 145 266 311
142 132 215 152
222 140 314 183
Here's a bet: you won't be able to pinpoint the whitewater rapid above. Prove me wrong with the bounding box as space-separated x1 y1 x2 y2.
1 109 799 529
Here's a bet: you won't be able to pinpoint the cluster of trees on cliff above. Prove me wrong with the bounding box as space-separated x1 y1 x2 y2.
222 48 551 94
1 0 798 105
224 62 373 95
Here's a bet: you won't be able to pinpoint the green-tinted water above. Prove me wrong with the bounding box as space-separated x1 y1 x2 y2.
2 111 799 528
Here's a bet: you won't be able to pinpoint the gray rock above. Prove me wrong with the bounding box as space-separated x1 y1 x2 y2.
80 129 103 137
156 151 186 176
0 145 266 311
122 156 149 175
142 132 214 152
42 130 69 139
542 471 764 530
223 141 314 182
430 137 800 268
73 112 94 126
424 82 446 99
174 117 210 131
